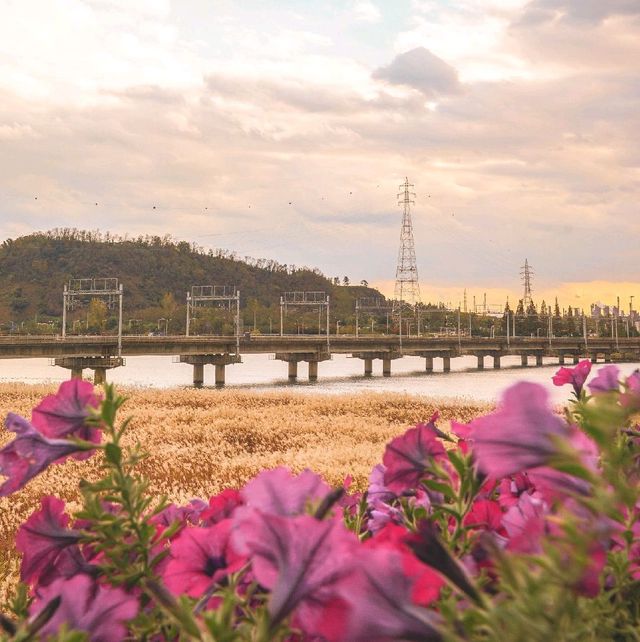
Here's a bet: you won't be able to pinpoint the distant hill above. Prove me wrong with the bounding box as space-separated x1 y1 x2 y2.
0 229 384 334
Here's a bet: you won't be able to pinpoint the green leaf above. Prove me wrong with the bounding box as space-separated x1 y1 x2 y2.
105 443 122 466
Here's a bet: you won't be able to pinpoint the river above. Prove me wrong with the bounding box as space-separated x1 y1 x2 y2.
1 353 638 404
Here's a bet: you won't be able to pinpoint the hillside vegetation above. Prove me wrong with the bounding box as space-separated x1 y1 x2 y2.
0 229 381 333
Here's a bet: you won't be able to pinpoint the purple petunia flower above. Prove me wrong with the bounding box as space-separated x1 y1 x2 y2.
232 510 357 628
0 414 96 496
30 575 138 642
336 547 443 642
31 380 102 452
16 496 84 586
588 365 621 395
552 360 592 396
468 382 570 479
382 420 446 494
241 467 331 516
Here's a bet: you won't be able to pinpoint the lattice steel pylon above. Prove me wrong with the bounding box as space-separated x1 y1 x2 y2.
520 259 534 309
393 177 421 312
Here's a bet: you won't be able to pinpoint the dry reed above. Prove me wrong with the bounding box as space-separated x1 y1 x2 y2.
0 383 491 605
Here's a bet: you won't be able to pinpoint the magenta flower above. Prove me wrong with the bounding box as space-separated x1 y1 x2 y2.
552 359 592 396
463 499 504 533
382 420 446 494
587 365 620 395
621 371 640 409
32 379 101 444
201 488 243 524
0 414 95 496
16 496 84 586
232 510 357 628
502 492 548 553
336 547 443 642
241 467 331 516
162 519 246 597
30 575 138 642
468 382 570 479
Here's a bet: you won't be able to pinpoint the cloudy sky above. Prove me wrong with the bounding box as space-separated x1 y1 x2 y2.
1 0 638 309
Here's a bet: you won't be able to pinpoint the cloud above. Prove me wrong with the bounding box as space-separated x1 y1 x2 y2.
372 47 462 96
517 0 640 26
351 1 382 23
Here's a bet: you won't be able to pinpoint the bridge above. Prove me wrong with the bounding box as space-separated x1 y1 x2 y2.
0 335 638 386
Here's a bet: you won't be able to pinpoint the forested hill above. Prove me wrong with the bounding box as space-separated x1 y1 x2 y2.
0 230 383 331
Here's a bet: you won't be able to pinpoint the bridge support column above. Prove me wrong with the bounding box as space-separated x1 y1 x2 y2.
382 358 391 377
442 356 451 373
55 356 124 383
573 354 579 365
535 354 543 367
288 361 298 381
193 363 204 388
558 354 565 365
493 355 501 369
590 353 598 364
364 358 373 376
308 361 318 381
477 355 484 370
424 356 433 373
521 355 528 367
215 364 225 387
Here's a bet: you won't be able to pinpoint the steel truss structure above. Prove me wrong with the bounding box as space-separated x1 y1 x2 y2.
186 285 241 351
280 291 330 347
355 297 393 337
62 278 124 356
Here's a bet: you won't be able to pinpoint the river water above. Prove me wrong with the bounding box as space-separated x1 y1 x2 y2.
1 354 638 404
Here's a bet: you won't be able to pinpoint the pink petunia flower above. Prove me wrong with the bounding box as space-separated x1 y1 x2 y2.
463 499 504 534
241 467 331 516
162 519 246 597
16 496 86 586
468 382 570 479
201 489 243 525
0 414 96 496
31 379 102 444
502 491 548 554
552 360 592 396
30 575 138 642
382 420 446 494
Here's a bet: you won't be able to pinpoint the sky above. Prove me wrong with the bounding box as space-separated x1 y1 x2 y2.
0 0 638 310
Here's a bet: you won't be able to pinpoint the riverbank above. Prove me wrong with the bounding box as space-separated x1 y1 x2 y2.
0 383 492 603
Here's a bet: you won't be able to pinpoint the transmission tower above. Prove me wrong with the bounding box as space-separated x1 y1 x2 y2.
393 177 421 310
520 259 534 309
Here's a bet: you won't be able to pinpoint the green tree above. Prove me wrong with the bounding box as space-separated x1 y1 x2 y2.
87 298 108 332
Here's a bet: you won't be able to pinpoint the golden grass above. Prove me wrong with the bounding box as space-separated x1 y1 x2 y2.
0 383 491 605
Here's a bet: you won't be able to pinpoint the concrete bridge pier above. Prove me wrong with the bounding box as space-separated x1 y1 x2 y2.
425 356 433 373
275 352 330 383
493 355 501 369
535 354 543 367
442 356 451 373
193 363 204 388
477 355 485 370
573 354 580 364
179 354 241 388
363 358 373 376
54 356 124 385
521 354 528 367
558 354 565 365
383 358 392 377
